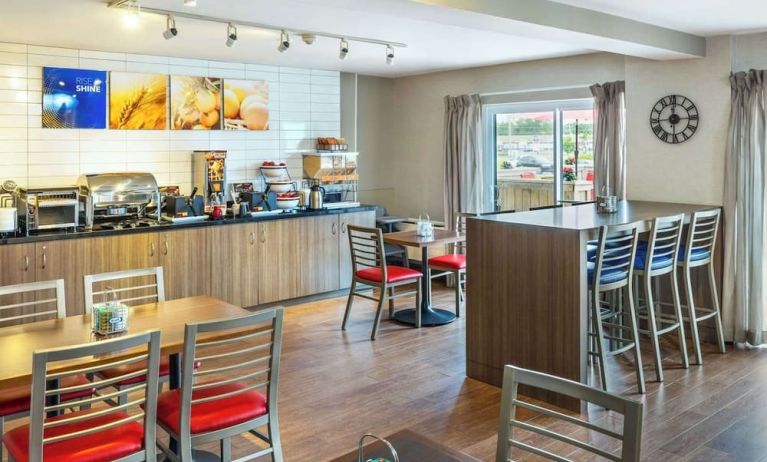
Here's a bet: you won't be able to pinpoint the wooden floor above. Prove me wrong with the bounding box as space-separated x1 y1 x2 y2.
4 286 767 461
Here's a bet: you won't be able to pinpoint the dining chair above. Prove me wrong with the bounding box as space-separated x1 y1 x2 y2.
84 267 171 404
154 308 284 462
3 330 161 462
427 212 473 317
588 221 645 394
0 280 95 455
342 225 422 340
496 365 643 462
678 209 726 364
634 214 689 382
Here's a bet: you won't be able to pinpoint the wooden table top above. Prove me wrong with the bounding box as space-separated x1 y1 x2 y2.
383 229 465 248
327 429 481 462
475 200 719 231
0 296 250 388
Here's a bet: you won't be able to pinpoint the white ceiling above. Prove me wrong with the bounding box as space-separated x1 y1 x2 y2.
0 0 764 77
551 0 767 36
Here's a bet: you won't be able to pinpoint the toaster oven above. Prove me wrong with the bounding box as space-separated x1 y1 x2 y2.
17 187 81 233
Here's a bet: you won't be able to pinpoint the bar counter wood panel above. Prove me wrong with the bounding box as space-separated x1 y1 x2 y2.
466 201 722 411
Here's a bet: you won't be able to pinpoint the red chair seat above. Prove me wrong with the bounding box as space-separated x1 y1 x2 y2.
428 254 466 270
356 266 423 284
155 383 267 435
3 409 144 462
0 375 95 418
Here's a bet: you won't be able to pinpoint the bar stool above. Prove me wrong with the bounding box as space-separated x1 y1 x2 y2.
634 214 689 382
427 212 473 317
154 309 284 462
588 222 645 394
3 330 161 462
678 209 726 364
342 225 422 340
0 280 95 456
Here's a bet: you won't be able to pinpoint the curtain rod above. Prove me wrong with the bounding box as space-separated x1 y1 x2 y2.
479 84 592 97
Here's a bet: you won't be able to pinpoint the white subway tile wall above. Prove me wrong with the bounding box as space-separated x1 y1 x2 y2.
0 42 341 193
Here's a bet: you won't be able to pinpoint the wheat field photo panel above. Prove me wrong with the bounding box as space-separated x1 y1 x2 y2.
109 71 168 130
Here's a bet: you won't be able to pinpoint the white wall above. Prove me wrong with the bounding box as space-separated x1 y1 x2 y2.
357 36 747 219
624 36 731 206
0 42 341 193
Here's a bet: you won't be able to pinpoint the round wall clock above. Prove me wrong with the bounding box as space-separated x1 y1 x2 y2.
649 94 699 144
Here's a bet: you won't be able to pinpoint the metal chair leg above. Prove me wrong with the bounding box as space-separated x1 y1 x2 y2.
643 274 664 382
626 285 646 394
269 415 284 462
591 289 609 392
416 282 422 328
341 281 356 331
454 271 461 318
708 263 726 354
371 289 387 341
682 267 704 365
220 437 231 462
670 270 689 369
388 286 395 318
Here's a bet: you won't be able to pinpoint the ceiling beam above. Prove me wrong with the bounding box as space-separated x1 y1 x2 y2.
409 0 706 59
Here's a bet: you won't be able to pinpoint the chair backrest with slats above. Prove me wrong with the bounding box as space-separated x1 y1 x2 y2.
683 209 720 265
179 308 283 441
453 212 476 254
347 225 387 282
496 365 643 462
644 214 685 274
592 221 641 291
0 279 66 326
83 267 165 312
28 330 161 462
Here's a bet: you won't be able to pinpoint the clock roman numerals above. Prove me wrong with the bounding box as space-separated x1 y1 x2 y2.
649 94 698 144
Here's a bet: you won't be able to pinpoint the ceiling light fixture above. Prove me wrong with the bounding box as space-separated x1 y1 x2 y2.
278 30 291 52
385 44 395 65
183 0 197 6
301 34 316 45
122 0 141 29
339 39 349 60
163 15 178 39
226 23 237 47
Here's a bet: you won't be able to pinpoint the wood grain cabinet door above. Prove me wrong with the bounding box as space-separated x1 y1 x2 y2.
0 243 36 322
209 223 259 308
159 228 211 300
35 240 80 315
338 211 376 288
257 219 300 305
297 215 340 297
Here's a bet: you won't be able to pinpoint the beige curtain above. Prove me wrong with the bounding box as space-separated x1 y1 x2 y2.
723 69 767 345
443 94 483 229
590 81 627 199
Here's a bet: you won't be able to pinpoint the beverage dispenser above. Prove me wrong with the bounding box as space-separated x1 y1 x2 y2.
192 151 227 205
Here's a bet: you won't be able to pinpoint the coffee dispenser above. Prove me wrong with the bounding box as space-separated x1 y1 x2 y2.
192 151 227 205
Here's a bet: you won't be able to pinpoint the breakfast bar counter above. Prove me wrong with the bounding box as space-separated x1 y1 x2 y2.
465 201 721 410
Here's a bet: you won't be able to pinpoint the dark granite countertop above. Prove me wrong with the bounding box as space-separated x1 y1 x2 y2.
0 205 376 245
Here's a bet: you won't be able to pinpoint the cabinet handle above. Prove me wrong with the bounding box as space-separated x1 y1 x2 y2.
259 227 266 243
41 246 47 269
332 222 337 235
24 255 29 272
341 222 347 234
162 238 169 255
150 242 155 257
249 232 255 245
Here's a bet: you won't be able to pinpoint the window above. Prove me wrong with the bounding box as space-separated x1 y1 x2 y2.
483 99 594 212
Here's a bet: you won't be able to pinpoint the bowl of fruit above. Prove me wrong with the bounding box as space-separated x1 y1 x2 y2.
276 192 300 209
261 160 288 178
266 180 295 193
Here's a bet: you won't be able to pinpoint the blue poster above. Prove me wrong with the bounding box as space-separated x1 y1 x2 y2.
42 67 107 129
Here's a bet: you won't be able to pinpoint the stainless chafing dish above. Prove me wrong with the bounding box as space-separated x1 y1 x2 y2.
77 172 161 228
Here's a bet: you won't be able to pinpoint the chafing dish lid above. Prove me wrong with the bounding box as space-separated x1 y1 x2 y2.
77 172 159 205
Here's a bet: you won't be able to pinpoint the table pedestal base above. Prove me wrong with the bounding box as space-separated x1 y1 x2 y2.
160 449 219 462
394 308 456 326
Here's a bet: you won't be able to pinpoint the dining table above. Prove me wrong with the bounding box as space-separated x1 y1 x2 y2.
383 229 465 326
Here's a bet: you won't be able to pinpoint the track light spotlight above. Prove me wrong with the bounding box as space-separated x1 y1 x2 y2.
226 23 238 47
278 30 291 52
122 0 141 29
339 39 349 60
301 34 316 45
163 15 178 39
385 44 395 65
183 0 197 5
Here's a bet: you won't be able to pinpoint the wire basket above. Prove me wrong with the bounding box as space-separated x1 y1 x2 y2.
91 288 129 336
357 434 399 462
